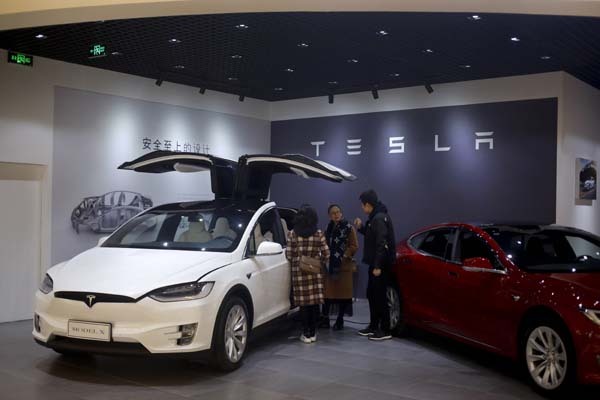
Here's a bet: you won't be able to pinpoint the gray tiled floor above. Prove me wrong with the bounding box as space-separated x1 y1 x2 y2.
0 300 597 400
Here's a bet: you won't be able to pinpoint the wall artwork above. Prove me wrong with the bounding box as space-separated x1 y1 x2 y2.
576 158 597 201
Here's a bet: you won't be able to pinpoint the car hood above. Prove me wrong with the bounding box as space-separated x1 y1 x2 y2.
549 273 600 297
49 247 233 298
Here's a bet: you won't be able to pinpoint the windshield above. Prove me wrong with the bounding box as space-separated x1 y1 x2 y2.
484 227 600 273
103 207 253 252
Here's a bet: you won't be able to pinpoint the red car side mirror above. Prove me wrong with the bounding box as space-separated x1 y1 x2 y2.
463 257 494 269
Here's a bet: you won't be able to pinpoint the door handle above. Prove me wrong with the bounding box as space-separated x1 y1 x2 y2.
448 271 459 278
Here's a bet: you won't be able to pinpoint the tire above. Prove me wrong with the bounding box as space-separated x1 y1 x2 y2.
521 317 575 395
211 296 249 371
387 286 408 336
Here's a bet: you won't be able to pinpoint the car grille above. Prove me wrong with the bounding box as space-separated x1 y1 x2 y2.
54 291 137 307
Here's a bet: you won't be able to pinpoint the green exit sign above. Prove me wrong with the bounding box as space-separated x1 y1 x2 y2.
8 51 33 67
89 44 106 58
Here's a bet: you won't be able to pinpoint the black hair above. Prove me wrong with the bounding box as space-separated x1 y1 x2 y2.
359 189 378 207
293 205 319 238
327 203 342 213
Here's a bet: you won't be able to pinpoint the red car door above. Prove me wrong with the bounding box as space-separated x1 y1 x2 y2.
402 227 458 330
442 227 518 352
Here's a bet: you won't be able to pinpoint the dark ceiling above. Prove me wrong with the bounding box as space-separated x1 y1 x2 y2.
1 12 599 101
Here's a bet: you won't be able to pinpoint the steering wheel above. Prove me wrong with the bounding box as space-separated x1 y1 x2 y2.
212 235 234 242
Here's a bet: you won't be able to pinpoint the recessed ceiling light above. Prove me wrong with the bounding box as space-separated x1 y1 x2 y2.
231 54 243 59
297 42 309 48
347 59 359 63
328 81 339 85
111 51 122 56
423 49 434 54
173 65 185 69
235 24 249 29
376 30 389 36
459 64 472 68
35 34 47 39
469 15 482 21
510 36 520 42
284 67 295 73
389 73 400 77
540 55 551 60
168 38 181 44
228 77 238 81
274 87 284 91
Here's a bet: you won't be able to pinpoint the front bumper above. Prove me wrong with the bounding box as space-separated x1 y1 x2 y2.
575 327 600 384
32 290 220 354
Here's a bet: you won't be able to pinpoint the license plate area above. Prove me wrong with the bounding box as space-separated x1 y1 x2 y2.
67 320 112 342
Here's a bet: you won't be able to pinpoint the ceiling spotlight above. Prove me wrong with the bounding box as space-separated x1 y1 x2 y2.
235 24 249 29
35 34 47 39
297 42 309 48
274 87 284 91
328 81 339 85
541 55 551 60
347 59 359 63
425 84 434 94
469 15 482 21
155 78 163 87
328 94 334 104
389 73 400 77
199 87 206 94
231 54 243 59
173 65 185 69
284 67 295 73
111 51 122 56
510 36 521 42
423 49 434 54
459 64 471 68
239 94 245 102
376 30 389 36
168 38 181 44
371 89 379 99
228 77 238 81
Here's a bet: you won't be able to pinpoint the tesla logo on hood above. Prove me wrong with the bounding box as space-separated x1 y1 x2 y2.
86 295 97 308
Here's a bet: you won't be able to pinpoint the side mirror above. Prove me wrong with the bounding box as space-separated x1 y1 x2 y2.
97 236 109 247
256 241 283 256
463 257 493 269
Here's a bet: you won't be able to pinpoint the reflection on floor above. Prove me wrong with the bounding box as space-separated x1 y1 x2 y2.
0 299 597 400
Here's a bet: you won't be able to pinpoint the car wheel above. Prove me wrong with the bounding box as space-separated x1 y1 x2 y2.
387 286 407 336
522 319 574 394
211 296 249 371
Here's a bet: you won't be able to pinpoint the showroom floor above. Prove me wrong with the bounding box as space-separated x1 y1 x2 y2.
0 300 597 400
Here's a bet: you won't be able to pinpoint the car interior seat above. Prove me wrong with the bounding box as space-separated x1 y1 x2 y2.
212 217 237 240
281 218 290 239
254 224 266 250
179 220 212 243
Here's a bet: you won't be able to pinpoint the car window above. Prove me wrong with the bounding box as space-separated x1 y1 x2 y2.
417 228 456 260
566 235 600 259
457 229 500 267
247 208 285 255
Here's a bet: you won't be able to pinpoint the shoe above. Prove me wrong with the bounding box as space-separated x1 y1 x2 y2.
310 334 317 343
368 330 392 341
300 334 312 344
332 320 344 331
357 327 375 336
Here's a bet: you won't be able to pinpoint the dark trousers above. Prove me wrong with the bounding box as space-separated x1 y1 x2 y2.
300 305 319 337
322 300 351 323
366 266 390 332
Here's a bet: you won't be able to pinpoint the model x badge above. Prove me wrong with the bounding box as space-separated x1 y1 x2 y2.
86 294 97 308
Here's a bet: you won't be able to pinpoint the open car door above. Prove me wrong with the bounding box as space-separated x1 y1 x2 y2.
118 150 237 199
234 154 357 200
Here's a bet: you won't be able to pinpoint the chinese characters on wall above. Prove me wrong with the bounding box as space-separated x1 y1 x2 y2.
142 137 210 154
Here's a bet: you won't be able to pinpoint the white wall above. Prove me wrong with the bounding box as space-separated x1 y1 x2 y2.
557 74 600 234
0 49 271 274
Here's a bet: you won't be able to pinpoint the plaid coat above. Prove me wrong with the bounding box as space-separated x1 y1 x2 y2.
286 230 330 306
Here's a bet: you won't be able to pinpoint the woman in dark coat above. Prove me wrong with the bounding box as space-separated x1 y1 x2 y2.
322 204 359 330
286 205 330 343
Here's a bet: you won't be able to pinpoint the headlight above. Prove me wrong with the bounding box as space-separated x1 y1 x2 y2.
40 274 53 294
148 281 214 302
581 308 600 326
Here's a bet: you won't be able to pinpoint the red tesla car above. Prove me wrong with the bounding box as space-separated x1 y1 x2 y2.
388 223 600 394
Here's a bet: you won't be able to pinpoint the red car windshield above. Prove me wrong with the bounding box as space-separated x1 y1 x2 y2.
484 227 600 273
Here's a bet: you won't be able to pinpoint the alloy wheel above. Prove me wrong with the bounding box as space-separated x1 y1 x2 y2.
387 287 400 329
525 326 568 390
224 304 247 363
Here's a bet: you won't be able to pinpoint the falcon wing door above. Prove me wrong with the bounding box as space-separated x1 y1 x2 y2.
234 154 356 200
118 150 237 198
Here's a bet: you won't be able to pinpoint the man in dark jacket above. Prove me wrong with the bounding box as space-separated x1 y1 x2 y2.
354 189 396 341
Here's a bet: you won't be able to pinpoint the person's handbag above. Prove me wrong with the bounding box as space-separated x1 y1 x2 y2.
299 256 322 274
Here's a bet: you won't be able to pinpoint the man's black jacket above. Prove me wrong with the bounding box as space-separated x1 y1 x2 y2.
358 202 396 269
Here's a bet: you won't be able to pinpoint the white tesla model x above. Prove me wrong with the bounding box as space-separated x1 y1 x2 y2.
33 151 355 370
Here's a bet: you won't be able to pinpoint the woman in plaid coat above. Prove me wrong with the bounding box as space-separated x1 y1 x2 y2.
286 205 330 343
